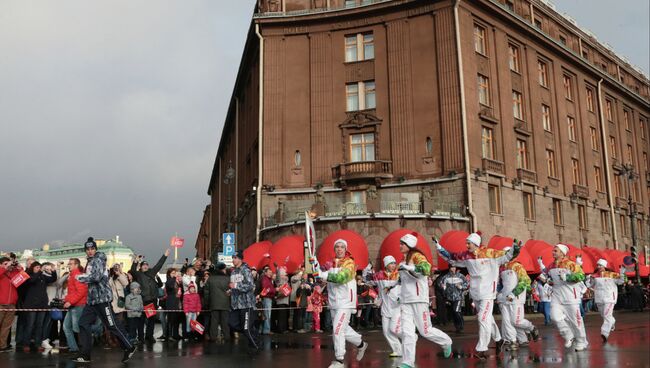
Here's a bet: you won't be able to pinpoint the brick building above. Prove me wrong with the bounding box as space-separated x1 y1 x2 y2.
197 0 650 264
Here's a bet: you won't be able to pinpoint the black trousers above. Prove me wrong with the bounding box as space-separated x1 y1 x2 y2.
451 300 464 331
210 310 230 340
79 303 132 357
143 300 158 339
228 308 259 349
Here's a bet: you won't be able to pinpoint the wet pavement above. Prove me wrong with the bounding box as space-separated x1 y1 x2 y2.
2 311 648 368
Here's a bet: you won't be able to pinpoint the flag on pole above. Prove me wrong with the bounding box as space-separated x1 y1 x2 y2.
190 319 205 335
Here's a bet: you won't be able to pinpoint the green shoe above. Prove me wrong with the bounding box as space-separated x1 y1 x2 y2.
443 344 453 358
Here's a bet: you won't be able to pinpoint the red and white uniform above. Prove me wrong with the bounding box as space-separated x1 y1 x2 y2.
587 269 625 338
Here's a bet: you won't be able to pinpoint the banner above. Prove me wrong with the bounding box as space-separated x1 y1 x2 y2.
143 303 157 318
277 283 292 297
190 319 205 335
171 236 185 248
10 271 30 288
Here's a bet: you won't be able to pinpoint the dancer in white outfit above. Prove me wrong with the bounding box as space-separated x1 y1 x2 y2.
369 256 402 358
586 259 626 342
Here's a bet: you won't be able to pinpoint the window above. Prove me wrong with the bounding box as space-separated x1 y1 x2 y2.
590 127 599 150
620 215 628 236
553 199 563 225
425 137 433 155
534 16 542 30
488 185 502 214
626 145 634 165
350 191 365 204
523 192 535 220
606 99 613 121
578 205 587 229
542 104 552 131
478 74 491 106
586 88 594 112
582 48 589 60
559 33 567 45
512 91 523 120
623 110 630 131
516 139 529 169
641 120 647 139
481 127 495 159
594 166 603 191
538 60 548 87
505 0 514 11
294 150 302 167
344 0 356 8
563 75 573 100
614 175 622 197
345 33 374 62
637 219 645 238
600 210 610 233
474 24 487 54
546 149 557 177
644 152 648 171
350 133 375 162
346 80 375 111
509 44 520 72
571 158 580 185
610 136 617 158
567 116 576 141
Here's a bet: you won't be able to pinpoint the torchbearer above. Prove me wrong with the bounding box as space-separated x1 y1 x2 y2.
317 239 368 368
369 255 402 358
436 232 519 360
537 244 588 351
397 234 452 368
586 259 626 342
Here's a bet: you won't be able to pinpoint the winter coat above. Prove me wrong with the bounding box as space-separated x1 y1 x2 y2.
541 258 586 305
125 282 143 318
203 273 230 311
260 275 276 299
295 283 312 308
497 261 531 305
129 255 167 303
65 269 88 307
47 273 68 302
398 251 431 304
440 271 468 302
22 270 57 309
109 273 129 313
165 277 181 310
372 270 400 317
229 262 256 310
77 251 113 305
322 254 357 310
587 270 625 304
183 292 202 313
0 265 24 305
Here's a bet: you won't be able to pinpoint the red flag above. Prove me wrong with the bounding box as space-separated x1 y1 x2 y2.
10 271 30 288
190 319 205 335
170 236 185 248
143 303 157 318
278 283 292 297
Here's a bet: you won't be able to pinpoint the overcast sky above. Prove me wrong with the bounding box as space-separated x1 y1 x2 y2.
0 0 647 261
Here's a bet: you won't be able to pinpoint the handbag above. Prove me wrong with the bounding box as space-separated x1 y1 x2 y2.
117 296 126 308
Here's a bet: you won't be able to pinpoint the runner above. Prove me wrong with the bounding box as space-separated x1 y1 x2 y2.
586 259 626 342
398 234 452 368
370 255 402 358
317 239 368 368
435 232 519 360
227 251 260 353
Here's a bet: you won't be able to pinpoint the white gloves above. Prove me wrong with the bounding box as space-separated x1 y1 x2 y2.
619 266 627 275
559 273 567 281
399 263 416 272
319 271 329 281
537 257 545 270
434 239 443 251
576 256 583 266
506 294 515 302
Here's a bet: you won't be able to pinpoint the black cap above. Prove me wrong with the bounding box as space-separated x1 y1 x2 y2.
84 237 97 250
233 250 244 260
216 262 226 270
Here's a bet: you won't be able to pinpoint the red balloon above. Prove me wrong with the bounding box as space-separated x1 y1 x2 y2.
269 235 306 274
317 230 369 271
487 236 535 273
582 246 612 270
525 240 554 273
379 229 434 269
437 230 470 270
563 244 596 274
242 241 272 270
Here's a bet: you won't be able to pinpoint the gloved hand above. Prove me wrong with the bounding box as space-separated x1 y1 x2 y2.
319 271 329 281
399 263 415 272
506 294 515 302
559 273 567 281
537 257 545 270
432 236 443 251
576 255 583 266
619 266 627 275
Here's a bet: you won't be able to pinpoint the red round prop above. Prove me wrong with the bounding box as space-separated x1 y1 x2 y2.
270 235 305 274
379 229 434 269
436 230 470 270
487 236 535 273
317 230 369 271
243 241 272 271
525 240 554 273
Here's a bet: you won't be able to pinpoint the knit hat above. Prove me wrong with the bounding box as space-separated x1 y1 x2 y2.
130 281 141 293
466 232 482 247
334 239 348 250
555 244 569 255
400 234 417 249
84 237 97 250
596 259 608 268
383 255 396 268
233 250 244 259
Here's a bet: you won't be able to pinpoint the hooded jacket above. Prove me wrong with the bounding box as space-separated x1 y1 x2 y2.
0 265 24 305
230 262 256 310
587 270 625 304
65 268 88 307
77 251 113 305
125 282 143 318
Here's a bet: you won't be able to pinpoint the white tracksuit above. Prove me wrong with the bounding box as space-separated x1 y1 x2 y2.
399 260 452 367
587 271 624 338
497 268 534 344
373 272 402 356
439 247 515 352
324 260 362 361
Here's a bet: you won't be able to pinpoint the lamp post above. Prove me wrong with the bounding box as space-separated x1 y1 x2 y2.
617 163 640 283
223 160 236 233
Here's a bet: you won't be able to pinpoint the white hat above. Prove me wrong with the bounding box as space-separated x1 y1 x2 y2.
466 233 482 247
400 234 418 249
596 259 608 268
383 255 396 268
334 239 348 250
503 246 511 251
555 244 569 255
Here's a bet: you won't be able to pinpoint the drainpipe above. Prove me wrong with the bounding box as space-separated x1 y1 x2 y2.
597 78 619 249
255 23 265 242
454 0 477 231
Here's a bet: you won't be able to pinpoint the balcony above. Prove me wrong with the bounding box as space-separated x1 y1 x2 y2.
482 158 505 175
517 168 538 183
572 184 589 198
325 202 368 217
332 160 393 183
380 200 422 215
616 197 628 208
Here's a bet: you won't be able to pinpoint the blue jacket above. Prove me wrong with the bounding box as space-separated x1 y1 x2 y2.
77 251 113 305
229 262 255 310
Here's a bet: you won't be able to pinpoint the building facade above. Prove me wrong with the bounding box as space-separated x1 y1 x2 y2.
200 0 650 264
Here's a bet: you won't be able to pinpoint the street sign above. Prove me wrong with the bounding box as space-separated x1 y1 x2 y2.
171 236 184 248
218 253 234 267
223 232 236 247
223 245 235 256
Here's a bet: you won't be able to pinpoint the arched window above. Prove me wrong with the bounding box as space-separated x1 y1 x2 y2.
425 137 433 155
294 150 302 167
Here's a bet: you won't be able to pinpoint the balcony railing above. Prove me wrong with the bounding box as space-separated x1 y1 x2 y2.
517 168 537 183
573 184 589 198
325 202 368 217
482 158 505 175
332 160 393 182
256 0 392 18
380 201 422 215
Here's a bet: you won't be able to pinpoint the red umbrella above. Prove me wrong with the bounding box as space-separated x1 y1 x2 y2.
270 235 305 274
317 230 369 271
379 229 434 268
488 235 513 249
582 246 612 271
525 240 554 273
487 236 535 273
243 241 272 271
437 230 470 270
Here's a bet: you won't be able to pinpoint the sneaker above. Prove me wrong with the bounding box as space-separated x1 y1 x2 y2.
0 347 12 353
41 340 53 349
474 351 488 360
397 364 414 368
388 352 401 358
495 339 504 354
356 341 368 361
296 329 307 334
574 344 587 352
121 346 137 363
443 344 452 358
327 360 344 368
564 338 575 349
72 355 91 363
509 343 519 351
315 330 323 333
601 334 608 343
530 327 540 341
518 341 529 347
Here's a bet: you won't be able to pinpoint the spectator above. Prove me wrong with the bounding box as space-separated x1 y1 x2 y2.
307 284 325 333
228 251 260 353
129 250 169 343
536 275 552 325
259 267 276 335
43 262 67 349
125 282 144 344
163 268 182 341
63 258 87 354
21 261 57 352
204 263 231 341
434 275 448 326
289 267 305 331
0 256 24 352
294 276 312 333
108 264 129 329
439 266 468 333
274 267 290 333
183 283 202 341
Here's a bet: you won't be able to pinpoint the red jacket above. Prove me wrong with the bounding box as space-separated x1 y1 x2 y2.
0 265 23 305
261 275 276 298
183 292 202 313
65 268 88 307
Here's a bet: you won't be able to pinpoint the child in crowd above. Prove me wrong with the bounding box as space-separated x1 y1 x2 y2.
125 282 144 344
183 283 202 340
308 284 325 333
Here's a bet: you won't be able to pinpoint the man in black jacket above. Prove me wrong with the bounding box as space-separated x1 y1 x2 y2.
129 249 169 343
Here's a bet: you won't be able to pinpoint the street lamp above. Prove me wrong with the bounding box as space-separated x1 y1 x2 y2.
617 163 641 283
223 160 236 233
